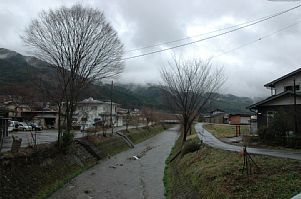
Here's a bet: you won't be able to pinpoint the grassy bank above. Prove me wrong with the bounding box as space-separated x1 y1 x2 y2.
204 123 249 138
0 143 97 199
89 124 171 156
164 135 301 199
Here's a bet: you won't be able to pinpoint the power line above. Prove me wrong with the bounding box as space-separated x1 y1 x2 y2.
212 20 301 59
125 10 283 53
122 4 301 61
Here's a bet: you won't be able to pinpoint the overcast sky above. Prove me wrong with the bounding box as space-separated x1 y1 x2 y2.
1 0 301 98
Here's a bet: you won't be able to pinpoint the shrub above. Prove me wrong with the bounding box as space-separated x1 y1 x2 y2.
60 132 74 152
181 139 202 157
258 110 294 145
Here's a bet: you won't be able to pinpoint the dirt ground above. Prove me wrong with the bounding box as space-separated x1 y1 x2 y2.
49 126 179 199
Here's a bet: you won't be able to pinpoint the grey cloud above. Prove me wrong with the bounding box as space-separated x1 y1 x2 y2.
1 0 301 98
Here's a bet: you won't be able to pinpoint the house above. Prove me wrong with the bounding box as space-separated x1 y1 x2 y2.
75 97 123 128
204 109 229 124
1 101 59 129
0 106 9 138
1 101 33 121
248 68 301 132
21 110 59 129
229 114 251 125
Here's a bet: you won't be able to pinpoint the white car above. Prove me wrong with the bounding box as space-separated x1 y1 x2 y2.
8 126 14 132
18 122 33 131
9 121 19 131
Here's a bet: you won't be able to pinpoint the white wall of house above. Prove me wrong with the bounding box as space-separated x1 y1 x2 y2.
240 116 250 124
274 73 301 95
76 97 122 127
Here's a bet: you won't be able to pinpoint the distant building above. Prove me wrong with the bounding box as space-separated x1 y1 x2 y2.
0 101 59 129
229 114 251 125
248 68 301 132
0 107 9 138
75 97 123 128
204 109 229 124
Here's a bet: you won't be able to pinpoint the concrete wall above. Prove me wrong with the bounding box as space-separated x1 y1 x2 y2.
76 103 118 126
240 116 250 124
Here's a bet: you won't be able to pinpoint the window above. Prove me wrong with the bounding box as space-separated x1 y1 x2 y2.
91 106 97 111
285 86 293 91
267 111 276 126
284 85 300 91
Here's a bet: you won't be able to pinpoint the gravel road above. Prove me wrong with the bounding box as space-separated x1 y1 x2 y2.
49 126 179 199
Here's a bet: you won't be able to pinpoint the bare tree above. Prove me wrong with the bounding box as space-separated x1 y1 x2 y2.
161 57 224 143
141 107 154 126
22 4 124 141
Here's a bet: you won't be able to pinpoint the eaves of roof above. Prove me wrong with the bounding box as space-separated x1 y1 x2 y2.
247 91 301 110
264 68 301 88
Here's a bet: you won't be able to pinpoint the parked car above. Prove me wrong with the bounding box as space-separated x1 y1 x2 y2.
47 124 55 129
9 121 19 131
18 122 33 131
30 123 43 131
8 126 14 132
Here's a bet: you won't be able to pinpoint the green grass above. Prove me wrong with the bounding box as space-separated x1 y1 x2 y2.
164 135 301 199
204 123 249 138
128 124 170 144
34 162 96 199
92 124 172 156
164 125 200 199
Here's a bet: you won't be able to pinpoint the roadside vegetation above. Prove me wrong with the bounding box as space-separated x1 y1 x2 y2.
204 123 301 150
164 132 301 199
87 124 171 156
203 123 249 138
257 111 301 148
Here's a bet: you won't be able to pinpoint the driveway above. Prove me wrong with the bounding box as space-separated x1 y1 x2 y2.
195 123 301 161
49 126 179 199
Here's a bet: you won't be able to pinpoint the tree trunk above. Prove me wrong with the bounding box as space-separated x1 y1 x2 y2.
57 103 62 145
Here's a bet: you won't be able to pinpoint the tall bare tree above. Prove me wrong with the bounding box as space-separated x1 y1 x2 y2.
22 4 124 140
141 107 154 126
161 57 224 143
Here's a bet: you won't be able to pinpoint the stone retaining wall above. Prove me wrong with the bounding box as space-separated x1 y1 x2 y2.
0 143 97 199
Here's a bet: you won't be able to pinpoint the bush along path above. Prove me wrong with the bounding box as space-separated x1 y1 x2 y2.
164 126 301 199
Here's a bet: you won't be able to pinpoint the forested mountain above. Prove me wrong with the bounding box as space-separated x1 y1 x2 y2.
0 48 261 113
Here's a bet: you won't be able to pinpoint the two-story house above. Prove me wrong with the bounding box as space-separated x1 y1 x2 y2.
248 68 301 131
75 97 123 128
204 109 229 124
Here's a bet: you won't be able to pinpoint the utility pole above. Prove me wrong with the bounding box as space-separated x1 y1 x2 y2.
293 78 297 134
110 81 114 135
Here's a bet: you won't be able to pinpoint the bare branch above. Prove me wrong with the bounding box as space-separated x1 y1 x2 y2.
161 56 225 143
22 4 124 137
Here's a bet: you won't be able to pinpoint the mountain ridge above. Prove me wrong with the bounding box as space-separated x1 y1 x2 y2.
0 48 259 113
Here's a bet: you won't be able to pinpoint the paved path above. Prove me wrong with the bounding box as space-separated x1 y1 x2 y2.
49 126 179 199
1 125 145 152
195 123 301 161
